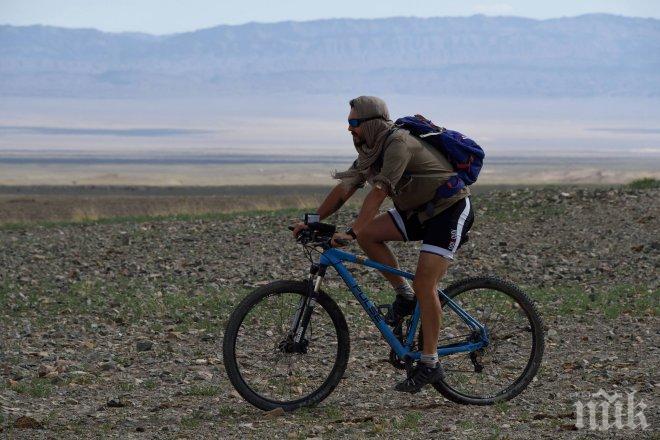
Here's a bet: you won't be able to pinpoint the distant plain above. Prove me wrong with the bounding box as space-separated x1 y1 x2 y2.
1 96 658 186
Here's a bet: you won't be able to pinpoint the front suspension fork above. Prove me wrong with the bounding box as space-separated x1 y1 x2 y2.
290 264 326 343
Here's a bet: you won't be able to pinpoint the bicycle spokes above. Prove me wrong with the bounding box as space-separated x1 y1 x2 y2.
233 291 340 403
437 285 540 400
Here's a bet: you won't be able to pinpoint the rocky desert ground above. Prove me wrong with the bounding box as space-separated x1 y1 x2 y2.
1 183 658 439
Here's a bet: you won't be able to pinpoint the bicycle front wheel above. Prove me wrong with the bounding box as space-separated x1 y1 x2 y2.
432 277 545 405
222 280 350 411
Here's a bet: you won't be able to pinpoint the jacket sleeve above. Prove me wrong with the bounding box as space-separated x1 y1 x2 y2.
336 159 367 190
371 140 413 195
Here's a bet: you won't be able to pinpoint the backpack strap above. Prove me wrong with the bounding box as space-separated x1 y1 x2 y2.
422 175 465 216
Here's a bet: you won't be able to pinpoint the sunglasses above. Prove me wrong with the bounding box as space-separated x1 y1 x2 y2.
348 116 383 128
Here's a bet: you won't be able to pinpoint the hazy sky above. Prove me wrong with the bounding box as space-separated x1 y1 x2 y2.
1 0 659 34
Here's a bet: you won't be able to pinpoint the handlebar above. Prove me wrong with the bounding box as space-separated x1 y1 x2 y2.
288 223 350 247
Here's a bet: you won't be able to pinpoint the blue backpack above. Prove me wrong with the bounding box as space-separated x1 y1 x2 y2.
393 114 485 215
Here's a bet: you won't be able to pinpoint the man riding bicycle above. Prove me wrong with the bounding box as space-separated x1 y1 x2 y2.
292 96 474 393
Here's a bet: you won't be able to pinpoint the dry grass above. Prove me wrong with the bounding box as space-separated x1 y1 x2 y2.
0 187 366 226
70 206 101 222
2 180 652 227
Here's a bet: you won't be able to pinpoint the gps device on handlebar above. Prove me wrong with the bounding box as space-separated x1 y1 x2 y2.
301 213 336 239
303 213 320 224
289 217 348 247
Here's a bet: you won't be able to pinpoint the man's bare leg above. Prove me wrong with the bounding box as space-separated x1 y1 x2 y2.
355 212 406 288
412 252 450 355
393 251 449 393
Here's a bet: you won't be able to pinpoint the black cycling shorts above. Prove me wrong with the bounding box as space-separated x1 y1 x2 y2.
387 197 474 261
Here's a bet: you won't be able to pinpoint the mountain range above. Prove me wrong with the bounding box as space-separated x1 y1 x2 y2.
1 14 658 98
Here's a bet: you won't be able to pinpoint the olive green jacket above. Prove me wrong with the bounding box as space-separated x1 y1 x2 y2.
343 128 469 223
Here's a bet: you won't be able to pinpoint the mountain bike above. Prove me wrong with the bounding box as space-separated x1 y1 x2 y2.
223 221 545 411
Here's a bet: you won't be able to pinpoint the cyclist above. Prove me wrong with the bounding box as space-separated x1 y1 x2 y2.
292 96 474 393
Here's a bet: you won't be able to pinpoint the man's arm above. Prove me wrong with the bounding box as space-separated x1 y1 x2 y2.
318 183 358 221
292 182 358 238
330 184 387 246
345 140 410 236
350 183 388 235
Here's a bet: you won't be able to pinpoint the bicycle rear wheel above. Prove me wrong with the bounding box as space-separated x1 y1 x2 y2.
432 277 545 405
223 280 350 411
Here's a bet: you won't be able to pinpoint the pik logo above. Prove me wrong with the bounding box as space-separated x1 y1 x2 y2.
574 389 649 431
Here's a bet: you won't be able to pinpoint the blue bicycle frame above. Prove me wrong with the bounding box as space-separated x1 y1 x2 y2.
317 247 489 361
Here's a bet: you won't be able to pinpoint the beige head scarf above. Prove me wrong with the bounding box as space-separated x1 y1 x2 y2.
332 96 395 186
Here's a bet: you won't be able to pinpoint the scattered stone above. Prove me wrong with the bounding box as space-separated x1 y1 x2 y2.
37 364 58 378
14 416 43 429
166 331 184 340
264 407 285 418
98 361 117 371
194 370 213 381
1 185 658 438
136 340 153 352
107 398 127 408
120 232 131 245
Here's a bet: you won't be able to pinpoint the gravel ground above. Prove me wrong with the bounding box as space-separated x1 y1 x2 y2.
0 185 658 439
